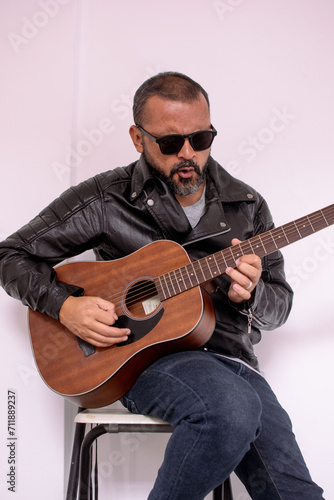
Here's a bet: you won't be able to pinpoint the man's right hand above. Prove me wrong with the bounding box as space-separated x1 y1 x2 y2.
59 295 130 347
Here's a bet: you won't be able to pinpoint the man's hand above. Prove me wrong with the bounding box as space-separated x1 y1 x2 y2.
59 295 130 347
225 238 262 303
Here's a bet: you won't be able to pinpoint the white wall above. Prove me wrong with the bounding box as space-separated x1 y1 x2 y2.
0 1 77 499
1 1 333 499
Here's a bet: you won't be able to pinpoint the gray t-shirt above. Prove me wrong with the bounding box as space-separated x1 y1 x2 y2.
181 187 206 228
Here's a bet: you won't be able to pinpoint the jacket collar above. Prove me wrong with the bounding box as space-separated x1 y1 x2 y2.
130 155 256 245
131 155 257 204
130 155 156 201
205 157 257 204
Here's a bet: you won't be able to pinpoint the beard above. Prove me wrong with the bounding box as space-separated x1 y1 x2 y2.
143 150 209 197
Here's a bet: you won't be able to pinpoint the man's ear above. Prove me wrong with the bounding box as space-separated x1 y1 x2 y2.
129 125 144 153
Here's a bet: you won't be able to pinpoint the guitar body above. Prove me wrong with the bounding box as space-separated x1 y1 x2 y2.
29 240 216 408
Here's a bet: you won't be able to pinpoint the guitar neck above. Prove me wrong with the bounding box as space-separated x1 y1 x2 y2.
156 203 334 300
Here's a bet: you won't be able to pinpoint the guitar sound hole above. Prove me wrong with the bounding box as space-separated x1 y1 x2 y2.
125 279 160 318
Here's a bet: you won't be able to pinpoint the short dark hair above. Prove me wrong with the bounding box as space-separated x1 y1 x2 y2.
133 72 210 125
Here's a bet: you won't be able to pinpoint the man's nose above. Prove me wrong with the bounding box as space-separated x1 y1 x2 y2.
177 138 195 160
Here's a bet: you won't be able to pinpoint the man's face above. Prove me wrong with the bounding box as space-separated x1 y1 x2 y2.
130 94 212 198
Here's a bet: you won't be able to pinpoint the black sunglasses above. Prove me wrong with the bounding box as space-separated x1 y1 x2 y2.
136 124 217 155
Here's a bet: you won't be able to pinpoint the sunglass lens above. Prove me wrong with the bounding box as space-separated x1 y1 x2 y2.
159 136 185 155
191 131 215 151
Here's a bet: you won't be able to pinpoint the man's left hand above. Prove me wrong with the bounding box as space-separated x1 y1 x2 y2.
225 238 262 303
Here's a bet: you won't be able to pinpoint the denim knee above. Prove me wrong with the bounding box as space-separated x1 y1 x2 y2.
203 381 263 460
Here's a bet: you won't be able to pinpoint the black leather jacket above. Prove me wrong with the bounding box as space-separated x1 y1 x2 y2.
0 156 293 369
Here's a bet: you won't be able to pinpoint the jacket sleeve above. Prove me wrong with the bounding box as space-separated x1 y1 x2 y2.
213 193 294 333
0 178 105 320
246 251 294 331
237 196 294 331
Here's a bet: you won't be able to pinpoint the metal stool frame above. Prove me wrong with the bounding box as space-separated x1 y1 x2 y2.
66 408 233 500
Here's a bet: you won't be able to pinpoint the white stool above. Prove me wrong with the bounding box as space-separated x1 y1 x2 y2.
66 406 233 500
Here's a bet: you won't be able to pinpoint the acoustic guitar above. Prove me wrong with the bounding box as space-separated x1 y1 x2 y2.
29 204 333 408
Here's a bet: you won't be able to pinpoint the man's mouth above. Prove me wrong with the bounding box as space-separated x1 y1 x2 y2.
175 167 195 179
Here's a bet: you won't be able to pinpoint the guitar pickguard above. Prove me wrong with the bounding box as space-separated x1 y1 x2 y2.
76 307 165 356
116 308 165 346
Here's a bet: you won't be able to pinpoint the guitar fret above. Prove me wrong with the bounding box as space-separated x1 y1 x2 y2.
247 239 255 254
204 257 215 279
288 219 311 243
207 255 219 277
271 227 288 248
180 268 188 291
177 269 185 291
248 235 267 256
233 245 244 259
320 209 329 226
280 226 290 244
160 274 169 298
258 234 268 254
306 215 315 232
242 241 254 256
197 259 206 281
262 231 277 255
169 272 177 296
156 276 166 300
296 216 312 238
173 270 183 293
163 273 174 298
293 221 302 239
228 246 237 266
213 254 223 275
185 265 195 288
269 232 278 250
200 257 213 280
189 262 200 285
219 250 229 268
179 266 191 290
205 255 213 278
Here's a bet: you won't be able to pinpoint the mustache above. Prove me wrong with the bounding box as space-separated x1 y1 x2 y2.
170 160 202 177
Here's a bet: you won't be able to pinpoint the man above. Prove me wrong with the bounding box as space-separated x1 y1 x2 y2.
0 72 324 499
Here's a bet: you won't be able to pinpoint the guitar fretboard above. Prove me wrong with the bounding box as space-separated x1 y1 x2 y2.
155 204 334 300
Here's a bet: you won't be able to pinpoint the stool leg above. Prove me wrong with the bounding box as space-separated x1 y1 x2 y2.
78 425 109 500
223 476 233 500
213 476 233 500
66 420 86 500
213 483 223 499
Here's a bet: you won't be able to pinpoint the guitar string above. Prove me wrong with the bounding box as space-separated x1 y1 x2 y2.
100 207 334 308
101 208 334 307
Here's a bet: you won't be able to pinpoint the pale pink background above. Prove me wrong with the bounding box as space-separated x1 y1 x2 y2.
0 1 333 498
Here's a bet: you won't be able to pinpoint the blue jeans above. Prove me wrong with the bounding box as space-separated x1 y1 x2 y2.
121 351 324 499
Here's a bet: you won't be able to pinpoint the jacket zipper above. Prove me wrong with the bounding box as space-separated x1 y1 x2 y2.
247 308 253 334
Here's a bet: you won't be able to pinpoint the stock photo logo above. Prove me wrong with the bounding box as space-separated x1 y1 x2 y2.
213 0 246 21
237 107 296 162
7 0 72 53
51 66 161 181
225 106 296 176
286 235 334 290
